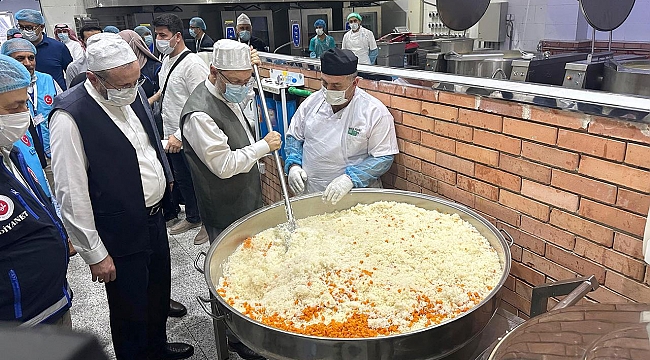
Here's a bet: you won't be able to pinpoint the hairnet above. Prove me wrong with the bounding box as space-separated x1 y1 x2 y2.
15 9 45 25
0 54 32 94
212 39 251 71
237 14 251 26
103 26 120 34
1 38 37 56
6 29 22 38
87 33 138 72
134 26 151 37
190 17 206 31
347 13 362 22
314 19 326 29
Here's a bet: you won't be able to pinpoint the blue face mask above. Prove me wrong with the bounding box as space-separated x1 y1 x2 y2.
57 33 70 42
238 30 251 42
189 28 197 38
144 35 153 46
223 82 251 103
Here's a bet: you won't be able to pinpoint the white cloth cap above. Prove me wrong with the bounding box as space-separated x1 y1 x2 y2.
86 33 138 72
237 13 251 26
212 39 251 71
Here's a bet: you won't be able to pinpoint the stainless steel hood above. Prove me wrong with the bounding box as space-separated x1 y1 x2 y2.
85 0 322 8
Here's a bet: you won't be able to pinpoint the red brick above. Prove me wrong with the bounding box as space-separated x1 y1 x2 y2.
624 143 650 169
457 109 503 132
366 90 391 107
421 132 455 154
394 176 408 190
602 250 646 281
520 216 575 250
438 91 476 109
616 188 650 216
579 156 650 193
434 120 473 141
604 271 650 303
422 161 457 185
456 142 499 166
403 142 436 163
405 86 437 101
521 180 579 212
357 78 378 91
378 82 404 96
589 116 650 143
613 233 645 261
503 118 558 145
586 286 633 304
479 98 524 118
578 199 646 237
511 260 546 285
457 174 499 201
394 124 421 144
574 237 606 264
437 181 475 208
510 244 523 262
546 244 606 284
473 130 521 155
475 197 521 227
514 279 534 299
549 209 614 247
421 103 458 121
402 112 434 132
389 109 403 124
436 152 475 176
406 181 421 193
522 142 579 171
391 96 422 114
528 107 590 130
521 249 577 283
556 130 626 161
499 154 552 184
498 222 546 255
501 287 531 316
400 153 422 172
550 169 617 204
499 190 550 221
475 164 522 192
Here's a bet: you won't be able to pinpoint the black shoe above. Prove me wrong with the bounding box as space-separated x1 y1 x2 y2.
159 342 194 360
169 299 187 318
228 341 265 360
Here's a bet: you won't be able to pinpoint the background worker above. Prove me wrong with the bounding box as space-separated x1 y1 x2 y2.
284 48 398 204
236 13 267 52
342 13 378 65
309 19 336 58
189 17 214 53
134 25 155 53
53 23 85 63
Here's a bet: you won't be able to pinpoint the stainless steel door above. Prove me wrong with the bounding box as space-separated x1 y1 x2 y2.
221 10 274 50
289 8 334 56
344 6 382 37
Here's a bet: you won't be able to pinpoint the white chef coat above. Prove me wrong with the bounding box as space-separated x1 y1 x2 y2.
342 26 378 65
50 80 166 265
286 87 398 192
64 40 85 63
182 79 270 179
159 50 209 139
644 207 649 264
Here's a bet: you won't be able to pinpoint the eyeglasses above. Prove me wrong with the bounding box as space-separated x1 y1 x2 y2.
17 24 42 31
94 73 145 91
219 71 254 87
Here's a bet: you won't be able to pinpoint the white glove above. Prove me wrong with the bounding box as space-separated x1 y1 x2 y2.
288 166 307 195
323 174 353 205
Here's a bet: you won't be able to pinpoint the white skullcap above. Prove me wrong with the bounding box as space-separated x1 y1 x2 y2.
87 33 138 72
237 13 251 26
212 39 251 71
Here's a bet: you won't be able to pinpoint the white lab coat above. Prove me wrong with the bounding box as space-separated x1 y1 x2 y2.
286 87 398 192
342 26 377 65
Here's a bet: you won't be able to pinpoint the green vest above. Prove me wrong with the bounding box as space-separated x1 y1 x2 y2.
180 82 263 229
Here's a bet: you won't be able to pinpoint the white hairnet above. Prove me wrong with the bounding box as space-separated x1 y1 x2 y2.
1 38 37 56
86 33 138 72
15 9 45 25
0 54 32 94
212 39 251 71
237 14 251 26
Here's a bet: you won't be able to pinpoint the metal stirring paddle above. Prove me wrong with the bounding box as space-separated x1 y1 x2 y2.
252 64 297 248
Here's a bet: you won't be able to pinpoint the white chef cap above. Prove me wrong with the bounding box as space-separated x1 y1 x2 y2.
87 33 138 72
237 13 251 26
212 39 251 71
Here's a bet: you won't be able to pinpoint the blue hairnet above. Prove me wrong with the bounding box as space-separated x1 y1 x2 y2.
15 9 45 25
133 25 151 37
103 26 120 34
314 19 326 29
0 54 32 94
189 17 206 31
1 38 37 56
6 28 22 38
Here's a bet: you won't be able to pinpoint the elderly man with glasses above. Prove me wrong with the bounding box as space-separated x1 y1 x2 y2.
49 33 193 360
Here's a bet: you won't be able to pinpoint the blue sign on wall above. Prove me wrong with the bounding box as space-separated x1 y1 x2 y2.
225 26 236 39
291 23 300 47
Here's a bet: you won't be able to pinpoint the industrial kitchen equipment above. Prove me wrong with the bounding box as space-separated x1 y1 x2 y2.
288 8 336 57
221 9 288 52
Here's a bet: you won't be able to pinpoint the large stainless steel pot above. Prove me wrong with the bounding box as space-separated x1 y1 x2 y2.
602 58 650 97
445 51 525 79
435 37 475 54
203 189 512 360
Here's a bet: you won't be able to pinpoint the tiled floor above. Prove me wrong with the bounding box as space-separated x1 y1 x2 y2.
67 214 246 360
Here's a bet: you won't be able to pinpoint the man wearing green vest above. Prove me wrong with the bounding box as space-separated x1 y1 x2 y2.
180 38 280 360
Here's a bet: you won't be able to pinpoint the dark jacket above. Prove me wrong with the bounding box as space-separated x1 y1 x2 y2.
248 36 268 52
196 33 214 52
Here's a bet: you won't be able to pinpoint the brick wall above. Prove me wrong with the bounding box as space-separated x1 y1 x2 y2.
540 40 650 57
258 64 650 319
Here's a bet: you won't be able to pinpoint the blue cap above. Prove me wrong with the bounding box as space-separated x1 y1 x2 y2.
6 29 22 38
314 19 326 29
15 9 45 25
0 54 32 94
1 38 37 56
189 17 206 31
134 25 150 37
103 26 120 34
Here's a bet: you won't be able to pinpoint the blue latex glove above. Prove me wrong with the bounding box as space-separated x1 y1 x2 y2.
323 174 354 205
368 48 379 65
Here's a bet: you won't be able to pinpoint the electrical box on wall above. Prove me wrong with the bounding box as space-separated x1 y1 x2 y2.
476 1 508 42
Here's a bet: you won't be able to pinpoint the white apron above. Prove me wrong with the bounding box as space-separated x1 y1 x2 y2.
343 28 371 65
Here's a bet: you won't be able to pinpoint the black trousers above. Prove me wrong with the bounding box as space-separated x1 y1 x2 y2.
169 151 201 224
104 211 171 360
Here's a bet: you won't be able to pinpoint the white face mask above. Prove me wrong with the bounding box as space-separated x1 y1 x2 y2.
350 23 360 31
315 28 324 36
0 111 31 148
156 36 176 55
105 87 139 107
322 84 352 106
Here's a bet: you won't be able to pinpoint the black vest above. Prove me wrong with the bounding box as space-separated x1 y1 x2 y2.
51 85 170 257
180 83 263 229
